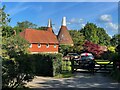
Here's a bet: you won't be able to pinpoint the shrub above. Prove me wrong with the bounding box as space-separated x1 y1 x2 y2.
31 53 63 77
2 54 35 88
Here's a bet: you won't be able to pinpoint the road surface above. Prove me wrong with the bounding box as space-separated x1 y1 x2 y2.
26 71 120 89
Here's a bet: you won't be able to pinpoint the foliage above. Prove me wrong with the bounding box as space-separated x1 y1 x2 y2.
30 53 63 77
62 60 71 72
100 46 116 60
80 23 111 46
83 41 106 58
69 30 85 53
0 5 11 26
97 27 111 45
59 45 73 56
2 5 35 88
80 23 99 44
13 26 23 35
2 26 14 38
2 54 35 88
37 26 47 30
2 35 35 88
108 46 116 53
55 72 73 78
17 20 38 30
110 34 120 46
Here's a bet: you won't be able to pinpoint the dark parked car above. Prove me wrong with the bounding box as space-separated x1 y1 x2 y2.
63 53 79 60
79 53 95 71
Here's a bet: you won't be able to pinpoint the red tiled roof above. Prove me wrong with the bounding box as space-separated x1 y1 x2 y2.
20 28 58 44
57 26 73 45
47 27 54 33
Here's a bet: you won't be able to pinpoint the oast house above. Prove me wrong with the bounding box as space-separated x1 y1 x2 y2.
20 17 73 53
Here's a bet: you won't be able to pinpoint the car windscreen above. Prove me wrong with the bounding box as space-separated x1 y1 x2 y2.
81 55 93 60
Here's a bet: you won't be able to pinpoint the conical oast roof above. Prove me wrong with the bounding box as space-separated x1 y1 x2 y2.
57 17 73 46
47 19 54 33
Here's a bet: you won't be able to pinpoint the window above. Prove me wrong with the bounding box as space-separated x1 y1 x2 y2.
29 44 32 48
46 44 49 48
54 44 56 48
38 43 41 48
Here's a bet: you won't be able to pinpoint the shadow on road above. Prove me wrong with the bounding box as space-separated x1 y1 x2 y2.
27 71 120 89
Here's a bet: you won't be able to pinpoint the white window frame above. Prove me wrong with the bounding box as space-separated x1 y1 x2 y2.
46 44 49 48
29 44 32 48
38 43 41 48
54 44 56 48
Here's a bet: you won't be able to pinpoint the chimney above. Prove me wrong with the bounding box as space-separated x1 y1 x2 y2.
62 17 66 26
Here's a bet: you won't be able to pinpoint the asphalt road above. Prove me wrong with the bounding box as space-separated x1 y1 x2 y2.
26 71 120 89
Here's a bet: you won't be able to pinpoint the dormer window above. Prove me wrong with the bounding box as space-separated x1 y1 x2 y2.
54 44 56 48
46 44 49 48
29 44 32 48
38 43 41 48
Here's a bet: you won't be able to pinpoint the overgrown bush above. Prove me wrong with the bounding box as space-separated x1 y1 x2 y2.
2 54 35 88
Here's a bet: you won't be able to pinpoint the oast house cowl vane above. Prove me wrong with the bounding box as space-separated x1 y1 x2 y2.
47 19 54 33
57 17 74 46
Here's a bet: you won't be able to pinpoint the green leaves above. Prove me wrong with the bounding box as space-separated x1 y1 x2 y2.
17 20 38 30
0 5 11 26
69 30 85 52
80 23 111 46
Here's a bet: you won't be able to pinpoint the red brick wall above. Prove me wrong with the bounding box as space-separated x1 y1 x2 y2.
29 43 58 53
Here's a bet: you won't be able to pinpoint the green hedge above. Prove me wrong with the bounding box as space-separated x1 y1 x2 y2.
30 53 63 77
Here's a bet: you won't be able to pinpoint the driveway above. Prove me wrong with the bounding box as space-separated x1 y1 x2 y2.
26 71 120 89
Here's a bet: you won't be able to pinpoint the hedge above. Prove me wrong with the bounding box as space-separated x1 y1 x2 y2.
29 53 63 77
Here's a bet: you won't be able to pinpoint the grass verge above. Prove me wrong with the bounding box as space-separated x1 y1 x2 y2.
55 72 74 78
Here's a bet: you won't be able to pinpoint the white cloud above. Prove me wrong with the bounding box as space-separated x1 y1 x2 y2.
67 18 84 25
81 24 85 28
98 14 118 36
99 14 112 22
106 22 118 31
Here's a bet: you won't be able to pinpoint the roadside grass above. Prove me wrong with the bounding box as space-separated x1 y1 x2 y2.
55 71 74 78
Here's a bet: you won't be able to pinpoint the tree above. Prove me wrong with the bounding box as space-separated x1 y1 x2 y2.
59 45 73 56
37 26 47 30
83 41 107 58
80 23 99 44
97 27 111 45
80 23 111 46
110 34 120 46
1 5 35 88
2 26 14 37
0 5 11 27
17 20 37 30
69 30 85 53
2 35 35 88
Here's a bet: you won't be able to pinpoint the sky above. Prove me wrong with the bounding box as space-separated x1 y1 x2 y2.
2 2 118 37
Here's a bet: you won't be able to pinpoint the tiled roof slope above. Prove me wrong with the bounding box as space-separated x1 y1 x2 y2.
57 26 73 45
20 28 58 44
